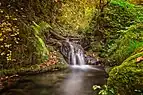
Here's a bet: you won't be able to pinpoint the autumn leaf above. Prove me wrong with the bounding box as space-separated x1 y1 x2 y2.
136 56 143 62
55 0 58 2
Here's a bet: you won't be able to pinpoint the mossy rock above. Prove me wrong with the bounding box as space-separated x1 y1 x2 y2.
107 51 143 95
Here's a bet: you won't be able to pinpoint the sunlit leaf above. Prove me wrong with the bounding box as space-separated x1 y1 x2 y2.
93 85 101 90
0 38 3 41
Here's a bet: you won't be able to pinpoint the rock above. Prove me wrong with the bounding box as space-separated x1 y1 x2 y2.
107 51 143 94
85 55 101 65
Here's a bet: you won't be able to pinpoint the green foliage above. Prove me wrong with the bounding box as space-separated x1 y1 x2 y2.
110 0 143 23
57 0 97 36
32 21 52 35
0 19 50 70
101 23 143 66
85 0 143 42
111 0 134 7
108 0 136 28
0 0 61 23
128 0 143 5
93 85 116 95
0 0 59 70
0 13 20 68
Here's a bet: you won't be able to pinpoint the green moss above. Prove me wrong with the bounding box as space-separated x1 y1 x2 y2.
108 50 143 94
0 63 68 77
31 21 51 62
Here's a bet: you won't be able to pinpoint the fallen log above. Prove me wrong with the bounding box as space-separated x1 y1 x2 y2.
46 29 90 51
49 29 66 40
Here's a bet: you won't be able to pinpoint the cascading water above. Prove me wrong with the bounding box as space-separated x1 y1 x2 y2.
65 39 101 70
67 39 85 65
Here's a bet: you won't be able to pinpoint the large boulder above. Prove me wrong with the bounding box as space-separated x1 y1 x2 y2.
107 48 143 94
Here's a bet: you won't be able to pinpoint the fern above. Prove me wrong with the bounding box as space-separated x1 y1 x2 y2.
111 0 134 8
31 21 52 61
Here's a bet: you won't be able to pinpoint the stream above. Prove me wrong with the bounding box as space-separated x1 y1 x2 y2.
1 40 107 95
1 66 107 95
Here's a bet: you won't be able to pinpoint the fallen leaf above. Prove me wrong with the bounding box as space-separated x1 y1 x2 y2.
136 56 143 62
55 0 58 2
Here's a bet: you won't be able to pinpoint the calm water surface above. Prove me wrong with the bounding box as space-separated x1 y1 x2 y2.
1 66 107 95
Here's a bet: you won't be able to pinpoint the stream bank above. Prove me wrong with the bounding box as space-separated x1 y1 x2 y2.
0 63 68 92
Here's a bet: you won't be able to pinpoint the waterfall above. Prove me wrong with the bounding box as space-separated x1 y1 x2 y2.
62 39 101 70
67 39 85 65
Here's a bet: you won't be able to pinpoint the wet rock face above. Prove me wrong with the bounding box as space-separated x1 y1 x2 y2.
60 41 71 58
85 56 101 65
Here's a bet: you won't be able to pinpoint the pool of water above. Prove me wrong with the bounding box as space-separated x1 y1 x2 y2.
1 66 107 95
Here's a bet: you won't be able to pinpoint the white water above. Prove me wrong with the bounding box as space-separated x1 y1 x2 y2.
68 40 85 65
66 39 100 70
68 42 77 65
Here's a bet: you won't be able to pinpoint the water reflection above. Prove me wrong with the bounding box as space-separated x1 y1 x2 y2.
1 66 107 95
61 69 84 95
